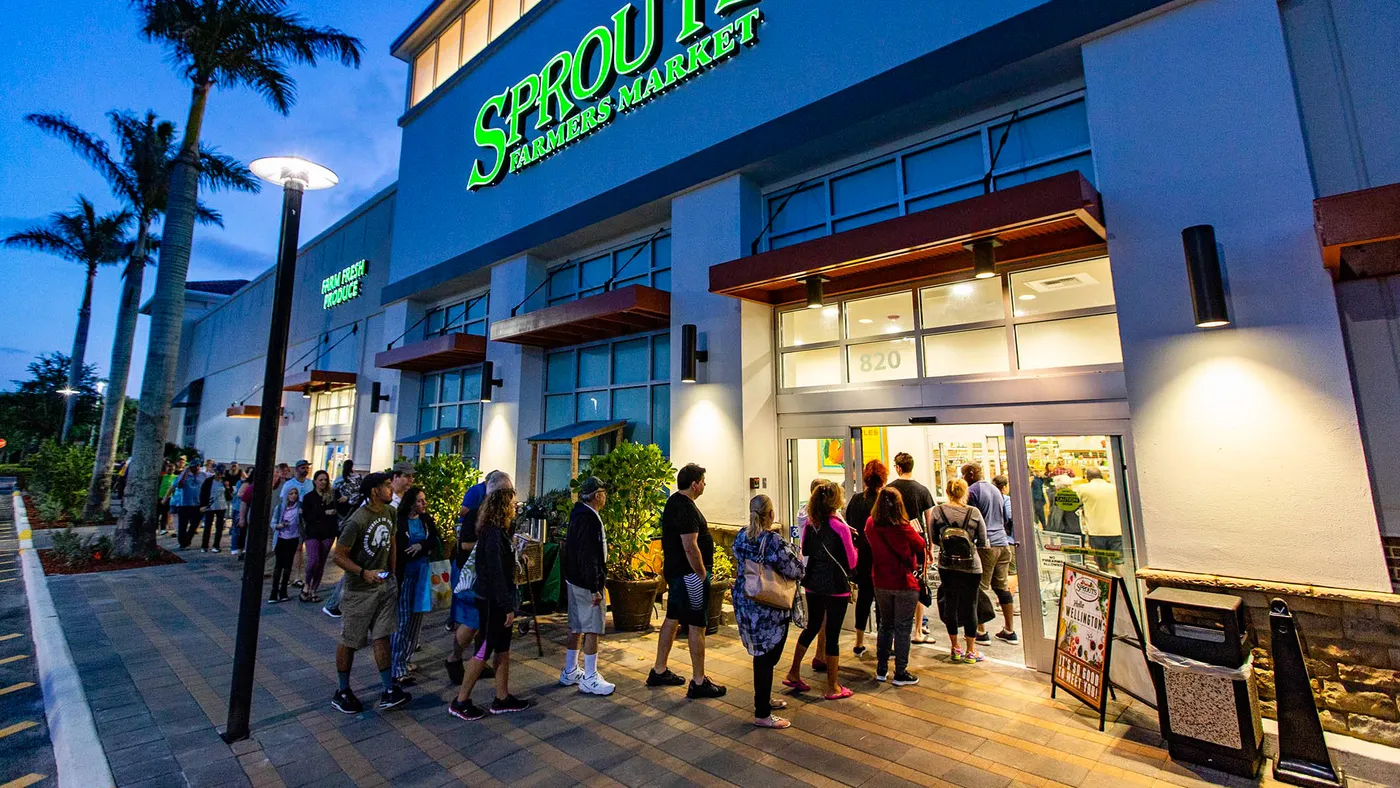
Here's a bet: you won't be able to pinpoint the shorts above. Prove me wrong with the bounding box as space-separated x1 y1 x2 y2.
978 546 1014 605
567 582 605 635
339 579 399 650
474 599 513 661
1088 535 1124 570
450 564 480 630
665 573 708 629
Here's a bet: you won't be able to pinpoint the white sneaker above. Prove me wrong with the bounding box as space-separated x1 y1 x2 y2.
559 667 584 686
578 673 616 696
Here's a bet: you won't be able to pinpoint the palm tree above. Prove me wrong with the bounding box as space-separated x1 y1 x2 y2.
119 0 362 555
3 198 131 443
25 109 261 517
24 111 260 521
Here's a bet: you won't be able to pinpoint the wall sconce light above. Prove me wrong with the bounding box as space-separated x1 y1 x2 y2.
1182 224 1231 328
480 360 505 403
804 276 828 309
301 385 312 400
369 381 392 413
681 324 709 384
964 238 1002 280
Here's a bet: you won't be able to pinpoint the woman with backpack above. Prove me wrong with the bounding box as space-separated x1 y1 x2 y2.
932 478 990 663
784 481 858 700
733 495 805 729
867 487 926 685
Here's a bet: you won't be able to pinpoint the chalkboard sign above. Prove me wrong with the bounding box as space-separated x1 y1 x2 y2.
1051 564 1150 730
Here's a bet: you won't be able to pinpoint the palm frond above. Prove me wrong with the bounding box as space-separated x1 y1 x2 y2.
196 146 260 194
25 113 133 203
194 203 224 227
2 227 80 259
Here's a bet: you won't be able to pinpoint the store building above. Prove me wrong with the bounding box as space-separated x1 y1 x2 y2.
168 0 1400 744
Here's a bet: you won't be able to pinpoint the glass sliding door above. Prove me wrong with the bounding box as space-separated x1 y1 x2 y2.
786 433 855 541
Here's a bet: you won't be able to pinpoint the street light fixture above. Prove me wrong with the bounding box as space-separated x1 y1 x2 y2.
224 156 337 744
56 387 78 396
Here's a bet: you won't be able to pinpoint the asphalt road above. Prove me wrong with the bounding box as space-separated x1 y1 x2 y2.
0 490 55 788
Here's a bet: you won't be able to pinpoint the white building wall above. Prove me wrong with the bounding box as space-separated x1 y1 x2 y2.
481 254 548 485
1082 0 1390 591
670 175 764 527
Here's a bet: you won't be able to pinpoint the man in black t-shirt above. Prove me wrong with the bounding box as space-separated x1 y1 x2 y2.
648 463 726 699
887 452 936 642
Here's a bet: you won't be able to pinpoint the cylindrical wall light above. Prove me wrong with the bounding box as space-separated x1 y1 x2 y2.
681 324 709 384
805 276 825 309
965 238 1002 279
1182 224 1230 328
480 360 505 403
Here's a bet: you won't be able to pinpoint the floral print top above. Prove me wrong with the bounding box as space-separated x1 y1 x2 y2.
732 528 805 656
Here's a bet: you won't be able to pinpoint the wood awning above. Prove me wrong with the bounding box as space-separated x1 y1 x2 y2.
1315 182 1400 278
395 426 470 448
524 420 627 497
226 405 262 419
710 172 1107 304
374 332 488 373
490 285 670 349
281 370 357 393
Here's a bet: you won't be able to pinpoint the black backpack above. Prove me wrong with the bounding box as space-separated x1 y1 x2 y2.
935 506 977 571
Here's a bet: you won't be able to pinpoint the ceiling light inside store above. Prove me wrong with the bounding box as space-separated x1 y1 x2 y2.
1018 294 1037 301
822 306 838 317
952 283 974 296
858 318 874 324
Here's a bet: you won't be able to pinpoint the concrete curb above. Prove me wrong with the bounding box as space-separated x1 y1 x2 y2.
14 492 116 788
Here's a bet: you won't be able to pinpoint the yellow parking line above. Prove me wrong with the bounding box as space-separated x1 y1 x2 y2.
0 720 38 739
17 530 30 540
0 633 20 640
0 774 46 788
0 655 28 665
0 579 15 584
0 682 35 696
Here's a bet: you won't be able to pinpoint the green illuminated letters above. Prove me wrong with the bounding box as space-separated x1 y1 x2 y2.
322 260 369 310
468 0 765 191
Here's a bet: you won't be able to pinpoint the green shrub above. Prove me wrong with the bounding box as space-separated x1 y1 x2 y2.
573 442 675 581
521 488 574 543
413 453 481 555
30 441 95 519
36 493 67 523
0 464 33 489
50 525 113 566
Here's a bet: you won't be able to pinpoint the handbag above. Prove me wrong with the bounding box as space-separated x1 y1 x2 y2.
874 522 932 607
817 523 858 597
743 532 797 609
453 545 477 595
427 559 453 612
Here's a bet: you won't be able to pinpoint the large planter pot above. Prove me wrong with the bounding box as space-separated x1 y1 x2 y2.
606 577 660 632
706 579 730 635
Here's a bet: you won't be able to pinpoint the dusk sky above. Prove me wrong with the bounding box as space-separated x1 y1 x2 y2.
0 0 417 394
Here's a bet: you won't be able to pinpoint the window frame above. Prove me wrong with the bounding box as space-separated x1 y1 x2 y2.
544 230 672 309
408 0 538 109
775 252 1121 392
541 329 671 458
417 365 486 464
422 291 490 340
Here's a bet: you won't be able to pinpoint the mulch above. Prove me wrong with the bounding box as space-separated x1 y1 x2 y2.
37 547 184 576
21 494 119 530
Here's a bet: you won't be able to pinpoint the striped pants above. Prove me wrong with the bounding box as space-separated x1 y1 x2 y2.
390 579 424 679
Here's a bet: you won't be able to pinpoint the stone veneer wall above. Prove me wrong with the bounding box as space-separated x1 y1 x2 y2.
1139 569 1400 748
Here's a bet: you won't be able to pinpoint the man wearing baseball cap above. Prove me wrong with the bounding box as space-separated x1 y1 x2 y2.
391 461 415 508
560 476 615 695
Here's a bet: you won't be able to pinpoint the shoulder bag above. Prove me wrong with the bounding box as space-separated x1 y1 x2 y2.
743 531 798 609
818 521 858 597
875 523 933 607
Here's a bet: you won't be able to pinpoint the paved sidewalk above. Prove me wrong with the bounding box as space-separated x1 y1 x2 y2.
0 493 57 788
40 538 1310 788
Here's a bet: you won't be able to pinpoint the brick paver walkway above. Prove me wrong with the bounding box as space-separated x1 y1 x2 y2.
42 541 1289 788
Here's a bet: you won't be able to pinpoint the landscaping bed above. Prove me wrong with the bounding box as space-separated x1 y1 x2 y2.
21 493 117 529
38 546 183 575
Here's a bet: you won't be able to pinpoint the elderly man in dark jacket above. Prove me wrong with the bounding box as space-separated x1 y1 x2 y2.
560 476 615 695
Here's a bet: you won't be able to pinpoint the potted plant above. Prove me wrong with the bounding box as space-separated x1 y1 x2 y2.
707 547 735 634
573 442 675 631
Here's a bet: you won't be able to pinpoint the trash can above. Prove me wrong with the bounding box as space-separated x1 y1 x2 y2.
1145 587 1263 779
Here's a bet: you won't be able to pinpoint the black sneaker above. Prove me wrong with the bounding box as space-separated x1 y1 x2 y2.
975 632 992 644
647 668 685 687
378 686 411 710
875 665 889 682
268 596 280 604
892 671 920 687
490 695 533 715
995 630 1019 644
686 678 727 699
445 659 465 686
323 605 342 618
448 697 486 721
332 689 363 715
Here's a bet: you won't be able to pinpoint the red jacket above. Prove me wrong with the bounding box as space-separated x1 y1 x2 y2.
865 518 927 590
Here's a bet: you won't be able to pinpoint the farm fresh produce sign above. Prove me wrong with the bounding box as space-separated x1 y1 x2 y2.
467 0 765 191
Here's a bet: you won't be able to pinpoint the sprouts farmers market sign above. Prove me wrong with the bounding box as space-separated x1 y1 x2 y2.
467 0 765 191
322 259 368 310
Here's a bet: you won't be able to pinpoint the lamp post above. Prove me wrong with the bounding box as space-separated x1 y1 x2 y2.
224 156 338 743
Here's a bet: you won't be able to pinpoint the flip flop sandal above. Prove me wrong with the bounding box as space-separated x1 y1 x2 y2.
771 699 788 710
754 715 791 729
782 678 810 692
824 687 854 701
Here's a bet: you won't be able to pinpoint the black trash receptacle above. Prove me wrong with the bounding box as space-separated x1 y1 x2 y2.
1145 587 1263 779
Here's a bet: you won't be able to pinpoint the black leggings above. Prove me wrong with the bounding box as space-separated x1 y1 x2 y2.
853 570 877 631
753 627 789 718
798 593 848 657
940 569 981 638
474 599 513 661
271 536 299 597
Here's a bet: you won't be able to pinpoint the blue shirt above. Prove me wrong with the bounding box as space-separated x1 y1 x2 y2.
968 480 1010 547
174 470 205 507
460 482 486 512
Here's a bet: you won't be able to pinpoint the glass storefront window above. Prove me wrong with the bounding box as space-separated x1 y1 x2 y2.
423 293 488 340
545 232 672 307
845 292 914 340
782 347 842 388
781 306 839 346
921 278 1004 329
847 338 917 383
417 365 484 463
612 338 649 385
922 328 1010 377
1010 258 1115 317
435 19 461 89
1016 314 1123 369
411 0 534 107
